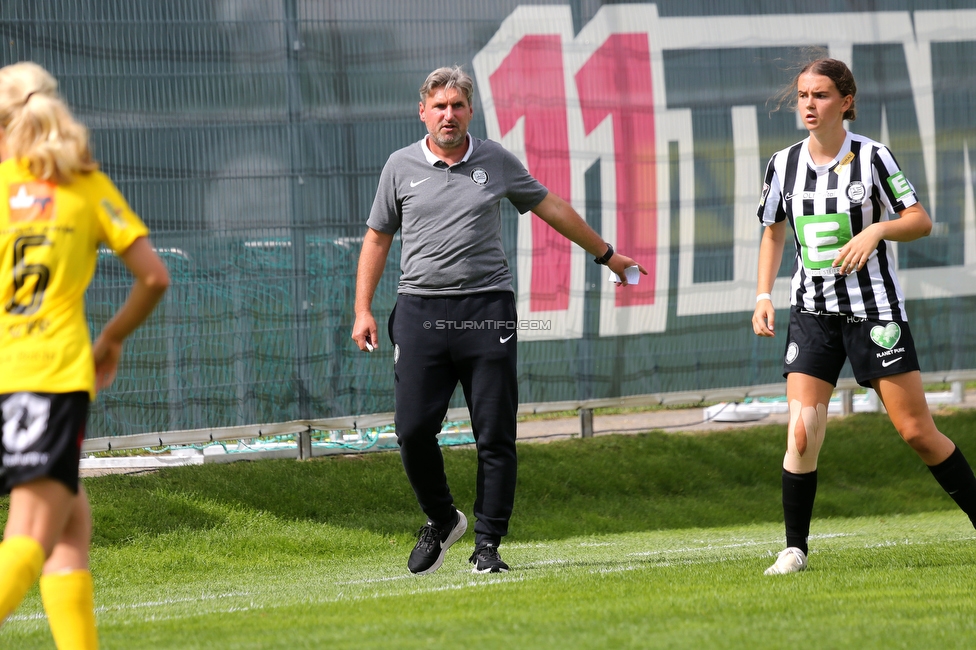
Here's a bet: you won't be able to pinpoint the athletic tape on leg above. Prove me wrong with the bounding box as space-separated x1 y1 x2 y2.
783 400 827 474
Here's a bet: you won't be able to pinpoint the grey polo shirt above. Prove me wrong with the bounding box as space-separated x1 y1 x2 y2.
367 135 549 296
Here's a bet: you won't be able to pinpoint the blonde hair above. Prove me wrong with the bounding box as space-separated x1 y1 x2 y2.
0 61 98 183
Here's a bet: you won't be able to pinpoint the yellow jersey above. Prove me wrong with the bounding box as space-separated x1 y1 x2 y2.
0 159 149 398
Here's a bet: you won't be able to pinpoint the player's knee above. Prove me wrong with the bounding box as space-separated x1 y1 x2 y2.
395 421 443 447
62 493 93 546
897 425 924 448
896 420 937 451
783 400 827 473
476 438 517 462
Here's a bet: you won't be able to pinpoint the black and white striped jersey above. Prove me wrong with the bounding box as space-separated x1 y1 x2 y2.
757 131 918 321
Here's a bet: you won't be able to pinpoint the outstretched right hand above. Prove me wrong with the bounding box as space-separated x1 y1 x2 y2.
607 253 648 286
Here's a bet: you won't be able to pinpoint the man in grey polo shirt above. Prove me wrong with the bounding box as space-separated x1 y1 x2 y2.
352 65 645 575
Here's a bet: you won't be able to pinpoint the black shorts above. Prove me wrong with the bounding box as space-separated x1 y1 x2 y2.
0 391 88 495
782 307 921 388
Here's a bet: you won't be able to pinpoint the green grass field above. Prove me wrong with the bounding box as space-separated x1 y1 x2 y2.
3 411 976 648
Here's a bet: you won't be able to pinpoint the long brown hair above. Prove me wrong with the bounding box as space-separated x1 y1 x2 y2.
771 53 857 121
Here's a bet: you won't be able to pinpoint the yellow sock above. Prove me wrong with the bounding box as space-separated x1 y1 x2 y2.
0 535 45 625
40 570 98 650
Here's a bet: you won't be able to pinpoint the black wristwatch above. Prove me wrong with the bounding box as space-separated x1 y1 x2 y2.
593 243 614 265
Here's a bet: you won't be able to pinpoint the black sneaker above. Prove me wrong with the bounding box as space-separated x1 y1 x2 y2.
469 543 509 574
407 510 467 575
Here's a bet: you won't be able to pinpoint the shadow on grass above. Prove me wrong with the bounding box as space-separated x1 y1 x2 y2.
3 411 969 548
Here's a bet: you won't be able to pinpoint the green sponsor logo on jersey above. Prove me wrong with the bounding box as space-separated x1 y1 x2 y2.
887 171 912 199
795 213 852 270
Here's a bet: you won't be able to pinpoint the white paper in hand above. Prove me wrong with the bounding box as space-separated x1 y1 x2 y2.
608 265 640 285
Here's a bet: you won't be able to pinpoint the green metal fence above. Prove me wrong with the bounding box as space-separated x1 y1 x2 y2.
2 1 974 438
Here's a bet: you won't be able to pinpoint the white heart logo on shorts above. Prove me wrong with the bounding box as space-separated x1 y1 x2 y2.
870 323 901 350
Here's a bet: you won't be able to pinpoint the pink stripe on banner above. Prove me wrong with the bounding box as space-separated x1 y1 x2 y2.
577 33 657 307
490 34 572 313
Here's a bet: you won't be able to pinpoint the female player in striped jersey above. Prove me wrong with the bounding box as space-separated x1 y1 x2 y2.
753 57 976 575
0 62 170 647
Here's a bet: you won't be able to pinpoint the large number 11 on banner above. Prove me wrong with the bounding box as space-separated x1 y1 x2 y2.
473 4 670 340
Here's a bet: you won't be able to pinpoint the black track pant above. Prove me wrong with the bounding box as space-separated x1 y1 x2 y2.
389 292 518 546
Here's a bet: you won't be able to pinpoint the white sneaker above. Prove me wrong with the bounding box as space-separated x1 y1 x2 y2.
763 547 808 575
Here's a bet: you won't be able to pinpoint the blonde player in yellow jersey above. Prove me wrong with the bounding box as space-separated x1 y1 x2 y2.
0 62 170 648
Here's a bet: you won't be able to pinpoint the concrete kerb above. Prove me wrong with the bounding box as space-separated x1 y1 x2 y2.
516 386 976 443
80 381 975 476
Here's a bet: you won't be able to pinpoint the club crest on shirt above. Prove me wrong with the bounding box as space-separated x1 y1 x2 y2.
846 180 865 203
470 168 489 185
7 183 55 222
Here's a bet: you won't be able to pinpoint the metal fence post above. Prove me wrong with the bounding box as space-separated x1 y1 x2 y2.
579 408 594 438
297 427 312 460
838 389 853 415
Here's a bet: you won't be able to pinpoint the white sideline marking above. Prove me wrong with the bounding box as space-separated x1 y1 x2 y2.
98 591 254 612
505 542 551 549
336 573 417 586
524 558 574 567
594 565 639 574
403 576 525 596
5 532 972 626
628 539 779 557
6 591 253 623
626 533 856 557
810 532 856 540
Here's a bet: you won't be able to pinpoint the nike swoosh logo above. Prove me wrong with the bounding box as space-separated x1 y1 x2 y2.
410 177 431 188
881 357 902 368
500 334 515 344
784 192 795 201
